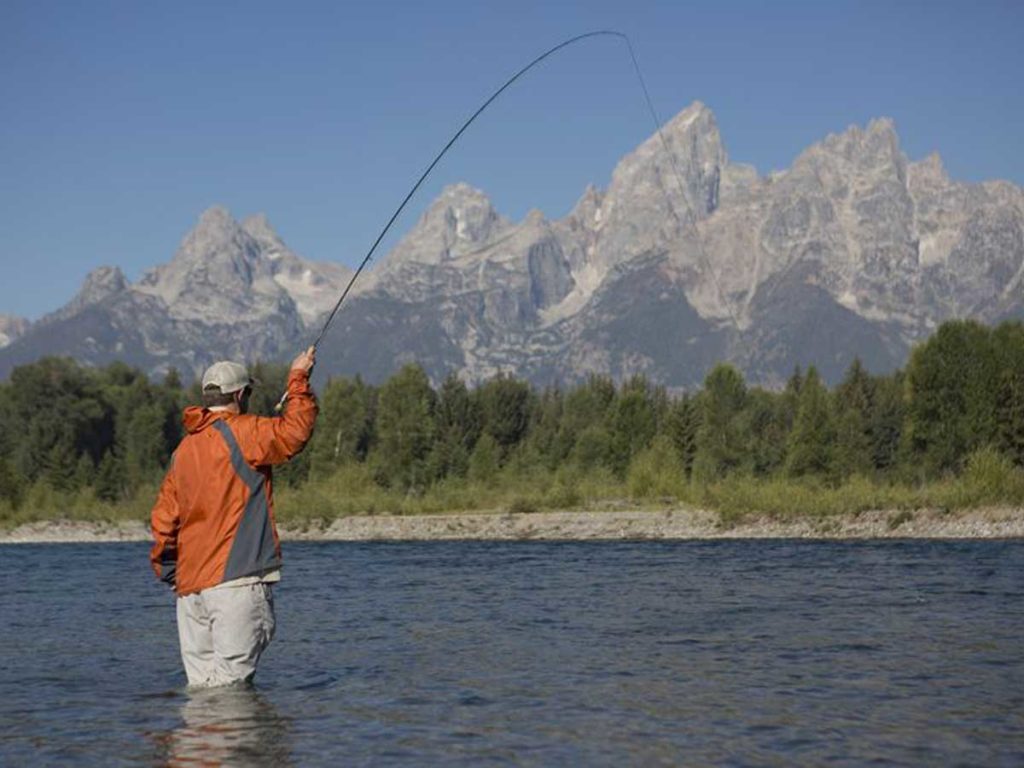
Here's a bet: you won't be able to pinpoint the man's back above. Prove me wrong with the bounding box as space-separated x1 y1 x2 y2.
150 350 318 688
151 365 318 596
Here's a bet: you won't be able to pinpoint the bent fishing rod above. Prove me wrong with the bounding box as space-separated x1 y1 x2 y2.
277 29 738 410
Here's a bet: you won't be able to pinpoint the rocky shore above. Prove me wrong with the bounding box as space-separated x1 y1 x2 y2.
2 506 1023 544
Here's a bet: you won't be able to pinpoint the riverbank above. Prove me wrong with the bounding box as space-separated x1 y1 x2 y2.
2 505 1023 543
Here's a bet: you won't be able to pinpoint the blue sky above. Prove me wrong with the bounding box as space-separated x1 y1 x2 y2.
2 0 1021 319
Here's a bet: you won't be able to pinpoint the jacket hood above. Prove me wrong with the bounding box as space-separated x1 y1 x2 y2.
182 406 229 435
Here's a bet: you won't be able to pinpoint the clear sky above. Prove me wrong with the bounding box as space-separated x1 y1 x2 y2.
2 0 1021 319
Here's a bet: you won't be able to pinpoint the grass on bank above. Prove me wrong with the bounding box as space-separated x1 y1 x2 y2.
3 446 1024 531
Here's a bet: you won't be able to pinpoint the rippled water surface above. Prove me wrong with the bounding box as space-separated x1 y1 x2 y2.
1 540 1022 765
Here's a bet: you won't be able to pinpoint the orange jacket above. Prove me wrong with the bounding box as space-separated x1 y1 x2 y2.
150 369 318 596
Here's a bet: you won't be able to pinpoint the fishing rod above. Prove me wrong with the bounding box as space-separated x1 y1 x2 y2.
277 29 741 410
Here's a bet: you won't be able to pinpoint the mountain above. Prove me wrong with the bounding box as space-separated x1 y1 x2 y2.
2 102 1023 387
0 315 29 349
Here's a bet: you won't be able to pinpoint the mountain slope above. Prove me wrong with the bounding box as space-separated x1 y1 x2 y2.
3 102 1022 387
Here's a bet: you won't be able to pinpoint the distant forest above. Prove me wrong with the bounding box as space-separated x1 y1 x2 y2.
3 318 1024 523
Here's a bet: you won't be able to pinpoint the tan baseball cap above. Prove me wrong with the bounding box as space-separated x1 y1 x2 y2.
201 361 255 394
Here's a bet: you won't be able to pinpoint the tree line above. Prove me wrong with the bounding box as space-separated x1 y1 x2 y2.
2 318 1024 514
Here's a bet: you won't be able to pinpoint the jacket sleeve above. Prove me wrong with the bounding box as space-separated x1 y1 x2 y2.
149 460 179 587
243 369 319 466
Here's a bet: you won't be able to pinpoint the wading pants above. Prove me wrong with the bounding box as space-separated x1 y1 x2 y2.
176 583 276 688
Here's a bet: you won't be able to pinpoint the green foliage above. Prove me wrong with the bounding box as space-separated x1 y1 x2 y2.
6 318 1024 528
664 395 699 477
467 433 500 483
693 364 748 480
786 367 835 478
308 376 374 478
905 320 1000 474
94 451 123 503
833 359 873 478
476 373 532 452
605 380 658 475
372 364 437 491
627 435 687 499
0 455 26 508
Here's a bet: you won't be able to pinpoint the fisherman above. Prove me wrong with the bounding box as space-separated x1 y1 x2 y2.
150 346 318 688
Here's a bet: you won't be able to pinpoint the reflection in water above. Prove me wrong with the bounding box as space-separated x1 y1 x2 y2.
163 685 292 767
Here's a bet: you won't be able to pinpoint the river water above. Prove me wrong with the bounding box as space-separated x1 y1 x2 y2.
0 540 1021 766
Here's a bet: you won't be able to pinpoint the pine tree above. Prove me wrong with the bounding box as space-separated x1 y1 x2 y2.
833 358 873 478
0 456 26 508
94 451 123 502
468 433 499 483
606 384 657 475
373 364 437 491
905 320 999 474
692 364 748 481
476 374 532 452
45 439 79 492
665 395 699 478
786 366 834 477
997 369 1024 466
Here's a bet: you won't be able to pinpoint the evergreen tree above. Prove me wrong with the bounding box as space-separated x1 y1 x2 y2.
665 395 699 478
73 454 94 492
308 376 374 477
432 373 482 478
833 358 873 478
905 320 999 474
524 385 566 469
744 389 789 476
122 403 169 487
94 451 123 502
45 438 78 492
997 369 1024 466
692 364 748 480
468 433 500 482
0 456 26 508
163 367 183 390
373 364 437 491
606 382 657 475
786 366 834 477
867 372 904 473
476 374 532 452
559 374 616 451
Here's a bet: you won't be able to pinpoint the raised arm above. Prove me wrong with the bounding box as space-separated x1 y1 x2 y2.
239 347 319 466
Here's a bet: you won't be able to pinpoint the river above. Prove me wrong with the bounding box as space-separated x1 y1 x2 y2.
1 540 1021 765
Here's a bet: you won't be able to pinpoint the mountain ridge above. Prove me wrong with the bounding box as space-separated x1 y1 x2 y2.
3 102 1022 388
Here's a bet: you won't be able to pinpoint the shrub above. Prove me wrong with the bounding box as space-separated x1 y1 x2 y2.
627 436 687 500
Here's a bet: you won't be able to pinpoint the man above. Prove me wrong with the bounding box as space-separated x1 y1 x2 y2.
150 346 318 688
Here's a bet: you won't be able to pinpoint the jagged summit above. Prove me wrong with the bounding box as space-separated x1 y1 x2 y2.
3 105 1022 388
0 315 29 350
384 183 511 266
241 213 287 253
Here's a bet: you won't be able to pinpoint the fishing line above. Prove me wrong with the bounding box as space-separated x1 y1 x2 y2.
278 30 744 409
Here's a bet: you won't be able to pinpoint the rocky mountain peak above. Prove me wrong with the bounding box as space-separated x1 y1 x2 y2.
0 315 29 349
385 183 510 266
568 185 605 229
77 266 128 303
426 183 503 240
605 101 726 218
173 205 252 264
135 206 288 324
810 116 904 171
909 152 950 188
241 213 286 253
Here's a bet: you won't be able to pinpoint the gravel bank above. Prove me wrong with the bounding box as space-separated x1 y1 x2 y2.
2 506 1023 544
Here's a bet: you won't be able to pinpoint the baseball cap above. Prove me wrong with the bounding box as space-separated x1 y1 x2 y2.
201 361 255 394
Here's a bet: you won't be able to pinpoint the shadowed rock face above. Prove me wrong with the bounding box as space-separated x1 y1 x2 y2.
3 102 1023 387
